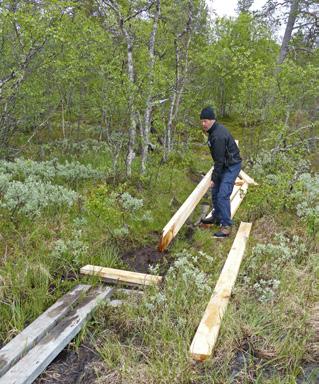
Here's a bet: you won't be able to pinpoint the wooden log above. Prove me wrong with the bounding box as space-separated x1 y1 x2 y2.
231 182 248 218
0 286 113 384
80 265 162 286
0 284 91 377
190 222 252 361
239 170 258 186
158 167 213 251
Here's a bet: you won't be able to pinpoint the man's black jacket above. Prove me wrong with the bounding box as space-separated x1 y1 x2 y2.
207 121 241 183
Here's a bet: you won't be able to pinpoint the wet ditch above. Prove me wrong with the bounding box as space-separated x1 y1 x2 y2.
35 343 108 384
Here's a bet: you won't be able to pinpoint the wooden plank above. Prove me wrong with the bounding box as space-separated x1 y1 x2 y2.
234 178 245 186
80 265 162 286
158 167 213 251
231 182 248 218
239 170 258 186
0 284 91 377
190 222 252 361
0 286 113 384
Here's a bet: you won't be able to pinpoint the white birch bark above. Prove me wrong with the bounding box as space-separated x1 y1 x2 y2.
141 0 161 174
100 0 138 177
164 0 194 160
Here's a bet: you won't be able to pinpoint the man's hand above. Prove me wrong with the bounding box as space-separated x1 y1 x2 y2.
210 181 214 188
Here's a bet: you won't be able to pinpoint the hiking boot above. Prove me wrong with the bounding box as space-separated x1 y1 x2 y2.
213 226 231 238
200 216 220 225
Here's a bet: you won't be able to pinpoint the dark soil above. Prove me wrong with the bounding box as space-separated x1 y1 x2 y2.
35 344 108 384
297 363 319 384
48 270 78 294
121 245 171 274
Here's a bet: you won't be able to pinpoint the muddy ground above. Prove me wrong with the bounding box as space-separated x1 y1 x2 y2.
121 245 171 275
35 343 110 384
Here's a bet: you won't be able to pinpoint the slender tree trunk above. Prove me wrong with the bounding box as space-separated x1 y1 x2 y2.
164 92 177 158
277 0 299 66
101 0 139 177
141 0 161 174
124 35 137 177
164 0 194 160
0 102 10 153
61 99 65 139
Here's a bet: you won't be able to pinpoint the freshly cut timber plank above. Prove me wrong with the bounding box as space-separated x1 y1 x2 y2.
239 170 258 186
0 286 113 384
231 182 248 218
0 284 91 377
80 265 162 286
235 178 245 186
158 167 213 251
190 222 252 361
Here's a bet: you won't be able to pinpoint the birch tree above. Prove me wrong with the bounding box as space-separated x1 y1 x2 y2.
140 0 161 174
164 0 195 160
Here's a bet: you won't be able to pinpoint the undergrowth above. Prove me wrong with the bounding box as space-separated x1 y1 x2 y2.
0 129 318 383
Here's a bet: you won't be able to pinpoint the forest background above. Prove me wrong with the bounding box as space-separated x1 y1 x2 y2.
0 0 318 383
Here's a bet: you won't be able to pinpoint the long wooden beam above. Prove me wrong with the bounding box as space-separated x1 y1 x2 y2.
158 167 213 251
239 170 258 186
231 182 248 218
0 284 91 377
80 265 163 286
189 222 252 361
0 286 113 384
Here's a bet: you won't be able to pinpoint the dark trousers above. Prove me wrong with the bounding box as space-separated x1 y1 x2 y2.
212 162 241 227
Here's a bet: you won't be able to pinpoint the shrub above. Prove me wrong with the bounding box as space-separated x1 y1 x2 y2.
0 158 103 183
0 176 78 217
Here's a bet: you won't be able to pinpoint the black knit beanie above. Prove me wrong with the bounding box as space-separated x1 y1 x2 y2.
200 106 215 120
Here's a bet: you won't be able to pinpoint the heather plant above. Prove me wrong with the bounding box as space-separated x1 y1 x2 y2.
119 192 143 211
0 158 103 183
85 184 147 241
41 139 110 154
51 228 88 266
250 149 310 180
253 278 281 303
0 176 78 217
144 249 212 311
246 234 308 285
291 172 319 234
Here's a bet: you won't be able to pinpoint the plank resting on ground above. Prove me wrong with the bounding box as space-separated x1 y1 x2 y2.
0 284 91 377
190 222 252 361
239 170 258 186
80 265 162 286
158 167 213 251
0 286 113 384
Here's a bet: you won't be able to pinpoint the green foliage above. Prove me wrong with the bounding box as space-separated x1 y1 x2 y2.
85 184 148 242
0 176 78 217
292 173 319 234
245 149 318 234
0 158 103 183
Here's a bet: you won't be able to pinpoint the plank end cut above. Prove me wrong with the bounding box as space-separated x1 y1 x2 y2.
80 265 163 286
189 222 252 362
158 229 173 252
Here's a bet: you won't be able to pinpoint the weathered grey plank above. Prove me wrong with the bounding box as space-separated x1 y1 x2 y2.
0 284 91 377
0 286 112 384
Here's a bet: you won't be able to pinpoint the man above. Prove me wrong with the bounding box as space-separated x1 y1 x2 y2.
200 106 242 238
